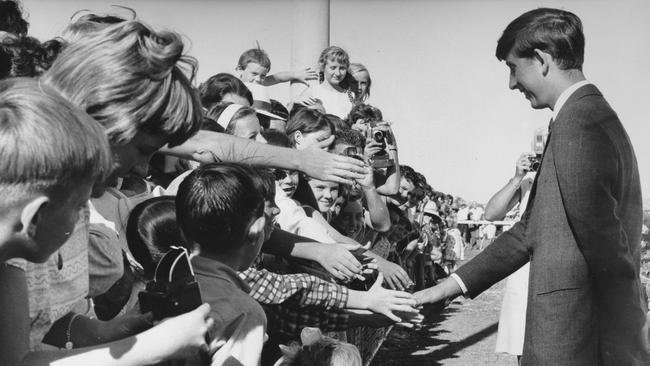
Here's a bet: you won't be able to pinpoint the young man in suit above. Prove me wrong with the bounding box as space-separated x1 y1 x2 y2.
415 8 649 365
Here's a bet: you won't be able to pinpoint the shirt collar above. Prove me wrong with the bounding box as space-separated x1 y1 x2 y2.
551 80 590 121
191 255 251 293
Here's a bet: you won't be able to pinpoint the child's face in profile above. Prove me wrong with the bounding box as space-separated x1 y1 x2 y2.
275 170 299 198
239 62 269 84
28 179 94 262
322 58 347 86
230 115 267 143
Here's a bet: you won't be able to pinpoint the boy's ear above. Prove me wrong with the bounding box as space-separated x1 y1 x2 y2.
19 196 49 238
293 131 303 145
247 216 266 242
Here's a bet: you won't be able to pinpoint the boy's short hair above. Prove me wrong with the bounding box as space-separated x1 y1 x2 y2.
42 20 203 147
237 48 271 70
0 0 29 35
176 163 264 255
0 78 111 203
262 129 291 148
496 7 584 70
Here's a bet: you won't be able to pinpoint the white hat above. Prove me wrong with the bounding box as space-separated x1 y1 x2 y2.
423 200 439 215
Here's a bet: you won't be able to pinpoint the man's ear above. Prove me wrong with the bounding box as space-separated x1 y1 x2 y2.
247 216 266 243
19 196 49 238
533 48 553 76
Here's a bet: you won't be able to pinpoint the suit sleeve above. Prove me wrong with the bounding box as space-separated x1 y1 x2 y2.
454 219 531 298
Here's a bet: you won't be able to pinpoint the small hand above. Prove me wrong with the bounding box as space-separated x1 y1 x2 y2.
363 140 384 160
155 303 215 360
374 256 414 291
515 152 532 177
293 67 319 85
315 243 363 281
365 273 419 322
300 146 366 185
355 164 375 190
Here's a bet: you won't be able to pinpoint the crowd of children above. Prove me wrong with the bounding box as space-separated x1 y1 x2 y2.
0 2 492 365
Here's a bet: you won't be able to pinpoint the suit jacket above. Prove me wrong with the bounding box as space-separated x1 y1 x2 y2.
455 84 648 365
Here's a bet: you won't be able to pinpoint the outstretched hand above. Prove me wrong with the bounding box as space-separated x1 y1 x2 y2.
300 142 366 185
292 67 319 85
314 243 363 281
365 273 420 322
373 255 413 291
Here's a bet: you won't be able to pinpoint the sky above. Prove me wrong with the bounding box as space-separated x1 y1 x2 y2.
22 0 650 204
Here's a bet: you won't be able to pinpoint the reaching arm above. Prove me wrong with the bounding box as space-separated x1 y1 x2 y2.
161 130 365 184
262 68 318 86
484 153 529 221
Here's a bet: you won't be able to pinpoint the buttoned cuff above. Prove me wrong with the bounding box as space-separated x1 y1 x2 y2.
450 273 468 294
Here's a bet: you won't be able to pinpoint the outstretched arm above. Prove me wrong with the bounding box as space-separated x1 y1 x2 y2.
262 67 318 86
484 153 529 221
162 130 365 184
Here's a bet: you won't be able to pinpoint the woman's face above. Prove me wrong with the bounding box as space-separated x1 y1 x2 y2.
307 179 339 214
322 58 347 87
332 200 364 238
109 131 168 183
275 170 300 198
352 70 370 96
231 114 267 143
294 129 332 150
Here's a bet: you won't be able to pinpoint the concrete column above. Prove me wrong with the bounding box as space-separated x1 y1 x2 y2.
290 0 330 100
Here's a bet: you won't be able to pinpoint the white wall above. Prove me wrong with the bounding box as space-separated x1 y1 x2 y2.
22 0 650 203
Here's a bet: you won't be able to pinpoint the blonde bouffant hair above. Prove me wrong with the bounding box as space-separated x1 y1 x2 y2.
42 19 203 147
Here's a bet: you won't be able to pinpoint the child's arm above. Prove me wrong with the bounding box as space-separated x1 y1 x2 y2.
0 264 214 366
356 165 391 232
345 273 419 322
240 268 349 309
262 67 318 86
263 229 363 281
161 130 365 185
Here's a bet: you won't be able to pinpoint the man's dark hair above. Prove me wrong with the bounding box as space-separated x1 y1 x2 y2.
176 163 264 255
334 128 366 150
199 73 253 109
496 8 584 70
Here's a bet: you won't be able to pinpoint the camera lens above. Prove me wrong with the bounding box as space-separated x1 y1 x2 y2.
373 130 385 142
531 161 540 172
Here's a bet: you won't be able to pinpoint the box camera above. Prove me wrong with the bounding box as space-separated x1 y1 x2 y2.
528 154 542 172
364 121 394 169
139 247 203 320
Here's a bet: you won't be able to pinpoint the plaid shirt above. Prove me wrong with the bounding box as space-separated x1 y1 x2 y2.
264 299 350 337
238 267 349 309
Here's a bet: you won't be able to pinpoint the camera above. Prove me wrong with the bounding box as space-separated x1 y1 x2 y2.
528 154 542 172
364 121 394 169
139 247 203 320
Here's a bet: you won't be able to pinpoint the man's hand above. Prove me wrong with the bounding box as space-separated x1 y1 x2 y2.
372 256 413 291
413 277 463 306
314 243 363 281
300 143 366 185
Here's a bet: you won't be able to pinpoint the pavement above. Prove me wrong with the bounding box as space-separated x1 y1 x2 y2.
372 249 518 366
